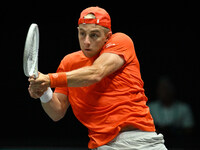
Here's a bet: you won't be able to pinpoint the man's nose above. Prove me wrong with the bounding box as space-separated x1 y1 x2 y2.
84 35 90 46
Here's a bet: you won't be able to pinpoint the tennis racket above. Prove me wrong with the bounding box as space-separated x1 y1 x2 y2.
23 23 39 79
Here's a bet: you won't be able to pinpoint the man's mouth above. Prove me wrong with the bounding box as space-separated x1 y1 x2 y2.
84 48 91 51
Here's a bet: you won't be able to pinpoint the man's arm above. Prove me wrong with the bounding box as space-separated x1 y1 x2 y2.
28 86 69 121
41 93 69 121
66 53 124 87
29 53 124 88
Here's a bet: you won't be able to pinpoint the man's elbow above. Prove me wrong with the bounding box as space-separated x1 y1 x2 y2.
92 66 105 83
49 111 66 122
51 115 63 122
83 67 104 86
88 73 103 86
93 74 103 83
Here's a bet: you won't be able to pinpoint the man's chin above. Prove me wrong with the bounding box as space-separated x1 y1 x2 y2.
82 50 95 58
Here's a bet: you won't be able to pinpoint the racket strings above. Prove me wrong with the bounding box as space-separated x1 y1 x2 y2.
23 24 39 78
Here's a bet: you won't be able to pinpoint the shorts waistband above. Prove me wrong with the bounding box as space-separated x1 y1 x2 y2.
114 130 157 141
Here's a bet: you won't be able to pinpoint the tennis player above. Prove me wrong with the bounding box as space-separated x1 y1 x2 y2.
28 7 167 150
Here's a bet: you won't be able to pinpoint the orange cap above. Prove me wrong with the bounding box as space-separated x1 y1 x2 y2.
78 6 111 31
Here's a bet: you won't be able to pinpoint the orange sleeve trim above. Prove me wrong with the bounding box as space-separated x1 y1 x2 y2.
48 72 68 88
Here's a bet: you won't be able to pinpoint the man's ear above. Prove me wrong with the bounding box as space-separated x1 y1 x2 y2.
106 31 112 42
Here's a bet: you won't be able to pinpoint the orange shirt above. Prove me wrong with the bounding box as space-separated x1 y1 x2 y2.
55 33 155 149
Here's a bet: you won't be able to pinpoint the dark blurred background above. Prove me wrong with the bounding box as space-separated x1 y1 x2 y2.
1 0 199 149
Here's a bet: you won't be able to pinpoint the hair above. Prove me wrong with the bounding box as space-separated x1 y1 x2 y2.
84 13 96 19
84 13 110 34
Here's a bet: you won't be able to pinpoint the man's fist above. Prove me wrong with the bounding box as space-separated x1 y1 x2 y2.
28 72 50 99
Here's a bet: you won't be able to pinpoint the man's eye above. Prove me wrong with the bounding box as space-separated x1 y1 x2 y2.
80 32 85 36
90 33 99 38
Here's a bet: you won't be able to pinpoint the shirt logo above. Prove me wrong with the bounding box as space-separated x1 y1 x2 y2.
105 43 116 48
52 73 58 78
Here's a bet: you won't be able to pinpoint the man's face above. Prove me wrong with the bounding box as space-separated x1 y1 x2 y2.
78 24 109 58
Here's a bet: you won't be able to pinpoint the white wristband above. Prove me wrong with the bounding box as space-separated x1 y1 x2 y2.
40 87 53 103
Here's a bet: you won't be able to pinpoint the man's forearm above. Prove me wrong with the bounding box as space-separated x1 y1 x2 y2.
41 93 68 121
66 65 103 87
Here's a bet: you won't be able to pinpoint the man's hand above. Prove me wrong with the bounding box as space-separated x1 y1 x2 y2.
28 84 47 99
28 72 50 99
27 72 70 122
29 72 50 88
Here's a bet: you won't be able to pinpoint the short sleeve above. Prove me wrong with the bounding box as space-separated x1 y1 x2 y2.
54 57 69 96
100 33 135 63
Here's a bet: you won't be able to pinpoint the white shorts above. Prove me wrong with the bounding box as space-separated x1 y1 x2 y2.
92 130 167 150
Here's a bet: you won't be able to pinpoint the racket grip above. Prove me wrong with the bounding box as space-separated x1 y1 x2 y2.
40 87 53 103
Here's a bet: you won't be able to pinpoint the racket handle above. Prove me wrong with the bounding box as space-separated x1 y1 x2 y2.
40 87 53 103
